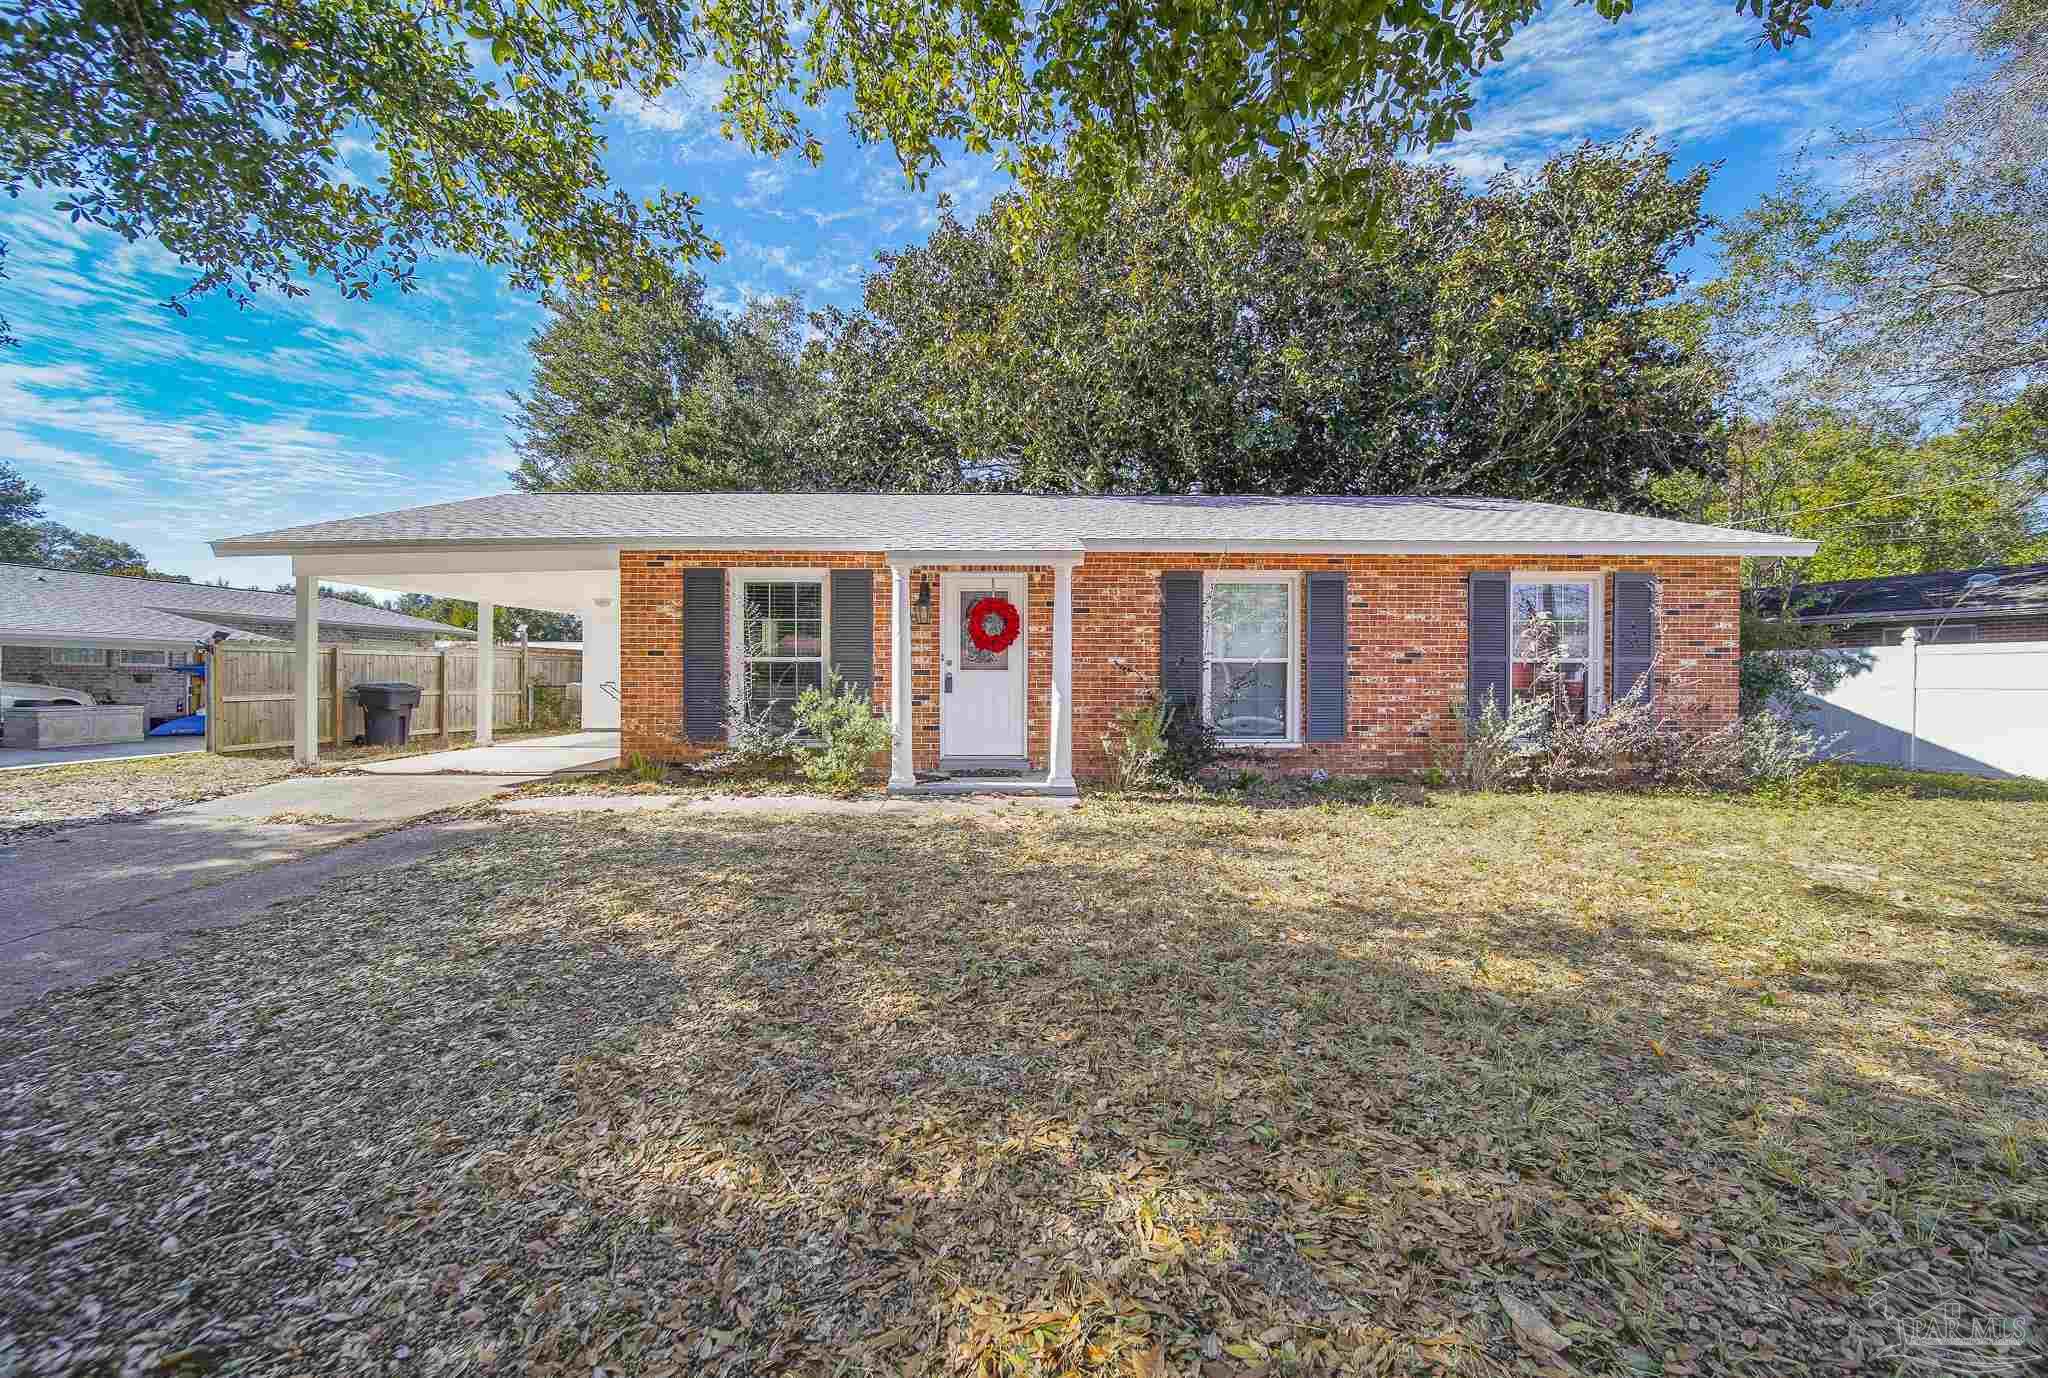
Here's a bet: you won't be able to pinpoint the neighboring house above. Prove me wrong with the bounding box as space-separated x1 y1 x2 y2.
0 563 472 727
210 493 1814 783
1747 563 2048 647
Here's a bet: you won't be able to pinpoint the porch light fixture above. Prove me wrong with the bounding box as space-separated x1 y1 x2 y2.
913 574 934 626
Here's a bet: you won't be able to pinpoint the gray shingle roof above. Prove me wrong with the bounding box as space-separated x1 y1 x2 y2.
214 493 1816 556
1747 562 2048 622
0 563 473 647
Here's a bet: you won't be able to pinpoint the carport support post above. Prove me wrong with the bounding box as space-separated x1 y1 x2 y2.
1047 558 1076 790
293 575 319 765
476 601 496 746
888 563 915 789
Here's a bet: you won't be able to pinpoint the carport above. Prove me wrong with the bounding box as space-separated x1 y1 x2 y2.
208 536 623 767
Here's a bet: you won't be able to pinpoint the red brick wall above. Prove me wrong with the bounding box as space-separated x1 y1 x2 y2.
620 549 1742 779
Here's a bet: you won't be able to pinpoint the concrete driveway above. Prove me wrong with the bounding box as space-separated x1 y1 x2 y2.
0 736 205 770
0 772 532 1014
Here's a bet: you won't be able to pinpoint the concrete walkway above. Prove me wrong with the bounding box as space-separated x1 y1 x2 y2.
0 773 531 1014
498 791 1079 817
0 736 205 771
353 729 620 777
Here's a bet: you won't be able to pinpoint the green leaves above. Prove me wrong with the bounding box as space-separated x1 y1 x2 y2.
803 136 1722 508
0 0 1835 332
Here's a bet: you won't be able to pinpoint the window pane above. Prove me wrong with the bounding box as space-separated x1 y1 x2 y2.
1211 662 1288 739
745 660 823 725
743 581 822 658
1512 583 1590 661
1211 582 1289 659
1511 661 1589 722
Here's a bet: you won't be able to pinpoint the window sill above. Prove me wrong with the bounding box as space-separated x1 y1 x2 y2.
1218 739 1303 750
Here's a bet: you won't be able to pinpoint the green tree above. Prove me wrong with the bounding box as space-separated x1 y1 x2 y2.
1 0 1836 344
1653 391 2048 583
509 278 823 492
391 594 582 642
26 522 152 574
0 458 44 560
1710 0 2047 412
803 136 1721 508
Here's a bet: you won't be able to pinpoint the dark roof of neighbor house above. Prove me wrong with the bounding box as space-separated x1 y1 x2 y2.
0 563 475 648
1747 562 2048 624
212 492 1818 556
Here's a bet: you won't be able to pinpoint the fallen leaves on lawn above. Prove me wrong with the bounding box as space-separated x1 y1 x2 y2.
1 791 2044 1376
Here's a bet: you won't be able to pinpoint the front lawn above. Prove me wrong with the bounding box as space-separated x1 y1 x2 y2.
2 790 2043 1375
0 751 293 834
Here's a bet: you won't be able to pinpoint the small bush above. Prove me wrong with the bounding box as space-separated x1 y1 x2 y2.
714 696 802 775
1160 705 1221 781
625 752 666 784
1450 629 1836 794
790 673 893 795
1102 698 1171 790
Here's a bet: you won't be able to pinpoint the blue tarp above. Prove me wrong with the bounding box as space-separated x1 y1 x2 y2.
148 713 206 737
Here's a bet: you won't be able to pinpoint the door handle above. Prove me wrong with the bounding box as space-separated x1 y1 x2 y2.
944 672 954 693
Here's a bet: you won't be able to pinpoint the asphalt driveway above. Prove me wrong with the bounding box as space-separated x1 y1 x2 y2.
0 773 531 1013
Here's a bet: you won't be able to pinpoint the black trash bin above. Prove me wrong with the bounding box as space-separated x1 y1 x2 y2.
351 681 423 747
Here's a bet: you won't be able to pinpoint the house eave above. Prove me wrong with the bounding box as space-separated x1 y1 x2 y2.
217 536 1820 560
0 629 220 651
1769 606 2042 626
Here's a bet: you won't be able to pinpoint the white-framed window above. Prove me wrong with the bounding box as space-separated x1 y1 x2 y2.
115 648 169 668
1510 574 1604 722
729 570 828 730
1203 572 1299 743
48 647 105 666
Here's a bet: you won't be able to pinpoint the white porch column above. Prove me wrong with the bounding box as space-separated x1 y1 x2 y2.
582 576 622 731
1047 559 1076 790
293 575 319 765
888 563 916 788
475 600 496 745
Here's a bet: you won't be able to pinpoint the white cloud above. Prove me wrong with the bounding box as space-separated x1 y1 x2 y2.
733 165 792 211
1429 0 1965 179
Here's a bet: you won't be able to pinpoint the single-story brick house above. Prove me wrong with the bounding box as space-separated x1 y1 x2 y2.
1747 562 2048 647
211 493 1816 785
0 563 470 728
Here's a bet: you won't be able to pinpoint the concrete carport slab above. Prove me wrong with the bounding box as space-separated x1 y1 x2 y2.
350 730 620 778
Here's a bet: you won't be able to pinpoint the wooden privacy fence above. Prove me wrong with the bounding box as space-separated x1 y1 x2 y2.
206 644 582 753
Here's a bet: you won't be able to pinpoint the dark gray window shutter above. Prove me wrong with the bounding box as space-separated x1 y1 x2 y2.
1613 572 1658 705
829 569 875 700
1159 572 1202 708
1467 571 1511 723
682 568 726 741
1305 572 1347 741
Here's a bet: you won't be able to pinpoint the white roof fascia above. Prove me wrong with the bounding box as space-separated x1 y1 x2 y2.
237 536 1819 560
1080 538 1821 557
884 548 1086 565
0 630 225 651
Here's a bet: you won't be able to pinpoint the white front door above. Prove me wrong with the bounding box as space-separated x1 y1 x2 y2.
940 572 1028 760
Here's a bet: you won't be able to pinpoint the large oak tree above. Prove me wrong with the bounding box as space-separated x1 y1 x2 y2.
3 0 1836 342
795 137 1722 508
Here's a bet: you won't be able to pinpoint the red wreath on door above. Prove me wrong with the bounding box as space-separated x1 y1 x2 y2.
965 595 1022 654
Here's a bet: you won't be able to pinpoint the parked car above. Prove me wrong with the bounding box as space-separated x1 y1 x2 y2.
1 681 95 711
0 682 95 742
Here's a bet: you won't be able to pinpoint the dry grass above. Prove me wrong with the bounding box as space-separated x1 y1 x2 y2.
0 730 567 836
0 752 292 834
2 790 2044 1376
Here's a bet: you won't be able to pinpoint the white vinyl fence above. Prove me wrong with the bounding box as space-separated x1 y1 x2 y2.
1798 631 2048 778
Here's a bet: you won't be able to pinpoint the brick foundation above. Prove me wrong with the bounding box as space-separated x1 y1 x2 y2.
620 550 1742 780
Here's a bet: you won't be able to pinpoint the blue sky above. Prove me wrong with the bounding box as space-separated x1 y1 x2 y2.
0 0 1964 593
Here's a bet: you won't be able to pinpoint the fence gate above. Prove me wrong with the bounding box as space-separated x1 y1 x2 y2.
206 644 583 753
